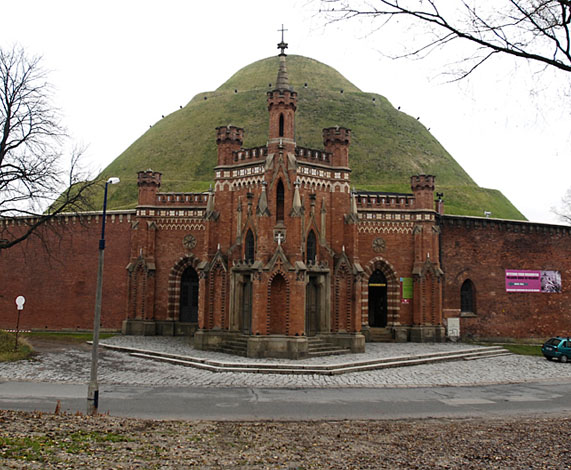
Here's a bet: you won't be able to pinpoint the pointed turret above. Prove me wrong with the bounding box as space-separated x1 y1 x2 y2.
257 183 270 216
267 28 297 154
275 34 291 91
291 178 302 217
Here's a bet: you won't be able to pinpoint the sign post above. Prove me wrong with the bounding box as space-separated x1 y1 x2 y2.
14 296 26 351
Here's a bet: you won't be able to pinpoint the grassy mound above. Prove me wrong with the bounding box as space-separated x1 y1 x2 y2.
94 55 524 220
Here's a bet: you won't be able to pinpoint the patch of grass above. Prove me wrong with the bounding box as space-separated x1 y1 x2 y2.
64 431 133 453
23 332 116 342
0 431 133 462
0 435 53 462
501 344 543 357
0 330 33 362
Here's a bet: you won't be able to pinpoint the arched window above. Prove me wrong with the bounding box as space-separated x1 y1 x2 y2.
245 229 255 263
306 230 317 264
279 113 284 137
461 279 476 314
276 180 284 222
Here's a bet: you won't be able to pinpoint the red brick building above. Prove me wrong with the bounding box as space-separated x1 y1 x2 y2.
1 42 569 357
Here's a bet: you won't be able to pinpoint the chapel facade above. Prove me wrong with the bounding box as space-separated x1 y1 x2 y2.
4 40 568 355
121 39 445 358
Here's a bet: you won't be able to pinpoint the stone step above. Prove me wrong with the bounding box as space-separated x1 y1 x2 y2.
368 328 394 343
219 340 248 357
219 348 247 357
307 337 351 357
101 343 510 376
225 340 248 348
307 349 351 358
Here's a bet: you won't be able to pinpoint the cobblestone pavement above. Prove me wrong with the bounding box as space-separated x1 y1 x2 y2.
1 336 570 388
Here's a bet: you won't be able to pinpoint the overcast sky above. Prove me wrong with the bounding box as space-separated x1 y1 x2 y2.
3 0 569 224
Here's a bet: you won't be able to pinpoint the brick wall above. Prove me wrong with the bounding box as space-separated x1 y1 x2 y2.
440 216 571 340
0 212 133 331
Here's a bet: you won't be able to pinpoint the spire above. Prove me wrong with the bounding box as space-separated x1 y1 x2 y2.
205 187 218 220
256 182 270 216
291 178 302 217
275 24 291 91
345 189 359 224
351 190 358 216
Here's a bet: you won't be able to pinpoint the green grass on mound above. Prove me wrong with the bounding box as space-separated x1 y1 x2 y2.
91 55 525 220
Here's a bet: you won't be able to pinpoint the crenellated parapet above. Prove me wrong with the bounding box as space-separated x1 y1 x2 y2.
295 146 331 164
137 170 162 206
216 125 244 165
267 89 298 110
323 126 351 146
355 192 416 210
232 146 268 163
323 126 351 167
216 125 244 145
410 174 435 191
410 174 436 210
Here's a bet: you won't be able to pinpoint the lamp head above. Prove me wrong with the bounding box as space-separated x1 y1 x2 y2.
107 177 120 185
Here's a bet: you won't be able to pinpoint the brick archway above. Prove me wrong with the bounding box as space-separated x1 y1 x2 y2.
128 259 149 320
168 256 202 321
267 271 290 335
362 257 400 326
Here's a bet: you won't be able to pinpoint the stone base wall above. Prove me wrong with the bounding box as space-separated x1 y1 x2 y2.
409 325 446 343
318 332 365 353
122 319 197 336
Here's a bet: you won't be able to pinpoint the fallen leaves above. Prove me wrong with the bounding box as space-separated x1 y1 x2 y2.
0 411 569 469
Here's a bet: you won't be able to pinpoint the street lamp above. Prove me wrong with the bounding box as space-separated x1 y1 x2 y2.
87 176 120 414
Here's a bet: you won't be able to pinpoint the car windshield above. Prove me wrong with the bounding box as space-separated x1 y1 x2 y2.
546 338 562 346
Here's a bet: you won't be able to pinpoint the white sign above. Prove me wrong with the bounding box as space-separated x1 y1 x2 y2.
447 317 460 341
15 296 25 311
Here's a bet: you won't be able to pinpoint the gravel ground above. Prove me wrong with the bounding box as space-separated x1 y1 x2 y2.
0 410 569 469
2 337 570 469
1 336 570 388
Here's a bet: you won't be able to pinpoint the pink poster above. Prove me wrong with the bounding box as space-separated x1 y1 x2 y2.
505 270 541 292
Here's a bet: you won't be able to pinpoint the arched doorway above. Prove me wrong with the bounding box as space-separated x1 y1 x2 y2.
180 266 199 322
368 270 388 327
269 274 287 334
305 275 320 336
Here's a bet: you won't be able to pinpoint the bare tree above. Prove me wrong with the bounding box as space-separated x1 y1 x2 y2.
553 187 571 224
319 1 571 79
0 46 97 251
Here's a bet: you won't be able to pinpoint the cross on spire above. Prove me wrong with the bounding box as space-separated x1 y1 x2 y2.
279 24 288 42
277 24 288 56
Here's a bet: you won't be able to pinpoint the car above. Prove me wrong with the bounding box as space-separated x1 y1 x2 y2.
541 337 571 363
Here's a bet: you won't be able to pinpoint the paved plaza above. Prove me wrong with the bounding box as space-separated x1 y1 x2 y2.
1 336 570 388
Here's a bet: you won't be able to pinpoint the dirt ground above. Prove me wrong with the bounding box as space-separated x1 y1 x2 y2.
23 335 93 354
0 410 569 469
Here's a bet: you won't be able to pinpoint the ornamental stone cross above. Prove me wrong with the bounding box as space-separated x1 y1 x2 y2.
276 232 285 246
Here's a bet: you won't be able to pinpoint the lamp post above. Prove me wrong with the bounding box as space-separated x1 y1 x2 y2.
87 176 120 415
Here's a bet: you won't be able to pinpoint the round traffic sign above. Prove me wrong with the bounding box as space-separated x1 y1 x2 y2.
15 296 25 310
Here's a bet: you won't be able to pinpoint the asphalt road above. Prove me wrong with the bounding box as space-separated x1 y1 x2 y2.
0 381 569 420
